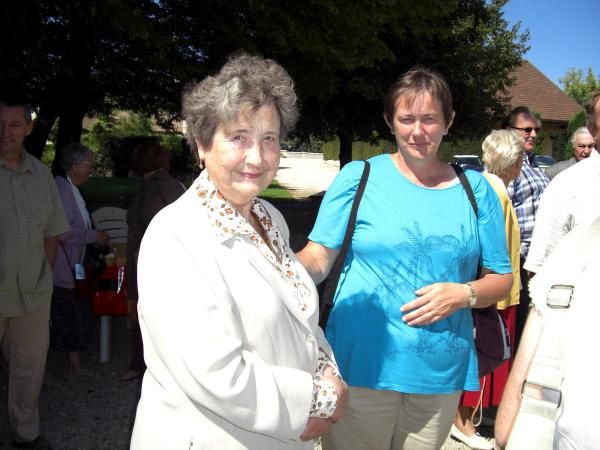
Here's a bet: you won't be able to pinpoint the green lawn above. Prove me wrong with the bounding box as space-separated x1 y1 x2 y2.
260 181 293 200
80 176 291 211
80 177 140 210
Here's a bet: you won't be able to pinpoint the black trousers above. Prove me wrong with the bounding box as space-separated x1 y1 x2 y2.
514 256 531 352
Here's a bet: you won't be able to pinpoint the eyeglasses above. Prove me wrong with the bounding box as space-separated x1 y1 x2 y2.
576 144 595 149
510 126 541 134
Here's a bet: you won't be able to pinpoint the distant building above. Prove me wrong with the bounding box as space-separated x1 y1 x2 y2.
505 60 583 155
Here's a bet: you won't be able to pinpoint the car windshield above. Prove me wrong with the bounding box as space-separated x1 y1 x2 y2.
454 156 482 165
535 156 556 164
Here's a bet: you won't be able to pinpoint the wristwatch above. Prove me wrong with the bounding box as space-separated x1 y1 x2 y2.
465 282 477 308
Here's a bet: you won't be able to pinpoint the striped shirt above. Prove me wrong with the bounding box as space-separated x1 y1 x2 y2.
507 153 549 257
0 150 69 316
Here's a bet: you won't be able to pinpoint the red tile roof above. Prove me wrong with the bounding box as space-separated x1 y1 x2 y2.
506 60 583 123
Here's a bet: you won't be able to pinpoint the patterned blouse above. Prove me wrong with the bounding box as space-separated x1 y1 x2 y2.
195 170 339 419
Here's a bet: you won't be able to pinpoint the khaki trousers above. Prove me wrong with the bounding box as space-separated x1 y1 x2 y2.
322 386 461 450
0 301 50 443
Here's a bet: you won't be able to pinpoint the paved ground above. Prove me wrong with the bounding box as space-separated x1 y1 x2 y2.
0 156 491 448
275 153 340 198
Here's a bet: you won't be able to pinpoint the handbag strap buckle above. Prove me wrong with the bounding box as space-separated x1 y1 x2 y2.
546 284 574 308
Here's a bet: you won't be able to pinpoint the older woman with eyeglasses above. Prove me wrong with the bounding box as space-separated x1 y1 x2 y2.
52 143 109 381
130 54 347 450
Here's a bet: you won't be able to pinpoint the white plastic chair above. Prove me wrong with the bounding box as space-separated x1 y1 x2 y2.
90 206 128 363
91 207 128 244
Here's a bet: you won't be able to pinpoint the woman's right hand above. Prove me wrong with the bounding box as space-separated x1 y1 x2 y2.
300 418 332 441
300 367 349 441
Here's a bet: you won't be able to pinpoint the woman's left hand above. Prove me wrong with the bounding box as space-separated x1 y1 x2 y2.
400 282 468 326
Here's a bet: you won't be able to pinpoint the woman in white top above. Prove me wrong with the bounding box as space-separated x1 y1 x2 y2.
130 54 348 450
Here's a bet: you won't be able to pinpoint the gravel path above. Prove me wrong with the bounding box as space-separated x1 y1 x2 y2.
0 316 140 449
275 153 340 198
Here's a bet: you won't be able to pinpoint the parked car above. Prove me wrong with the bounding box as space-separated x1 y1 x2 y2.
452 154 484 172
533 154 557 170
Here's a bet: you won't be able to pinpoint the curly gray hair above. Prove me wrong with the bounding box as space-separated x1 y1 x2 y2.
182 54 299 151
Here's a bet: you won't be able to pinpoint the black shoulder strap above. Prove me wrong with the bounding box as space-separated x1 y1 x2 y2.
320 160 370 326
451 163 478 217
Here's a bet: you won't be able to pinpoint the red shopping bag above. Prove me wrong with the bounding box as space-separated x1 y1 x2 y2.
92 265 128 316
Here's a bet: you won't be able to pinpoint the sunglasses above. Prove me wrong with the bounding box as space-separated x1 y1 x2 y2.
576 144 595 149
510 125 541 134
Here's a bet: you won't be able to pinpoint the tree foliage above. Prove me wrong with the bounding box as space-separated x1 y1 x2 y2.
1 0 188 170
560 67 600 107
3 0 528 170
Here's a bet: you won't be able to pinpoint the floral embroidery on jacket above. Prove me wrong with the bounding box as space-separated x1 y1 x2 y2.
195 171 339 418
195 171 311 312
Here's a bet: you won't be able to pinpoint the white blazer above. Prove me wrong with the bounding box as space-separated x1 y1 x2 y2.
130 186 332 449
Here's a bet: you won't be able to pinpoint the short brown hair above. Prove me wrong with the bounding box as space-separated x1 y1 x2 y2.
383 66 454 128
501 106 540 129
131 141 169 175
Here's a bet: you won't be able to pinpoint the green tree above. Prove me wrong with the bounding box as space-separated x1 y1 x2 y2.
4 0 528 171
559 67 600 106
171 0 528 167
1 0 190 172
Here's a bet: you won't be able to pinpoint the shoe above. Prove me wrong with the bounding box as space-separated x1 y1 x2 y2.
119 369 143 381
450 424 494 450
13 435 52 449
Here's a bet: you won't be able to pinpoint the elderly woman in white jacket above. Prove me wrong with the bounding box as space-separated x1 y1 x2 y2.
130 54 347 450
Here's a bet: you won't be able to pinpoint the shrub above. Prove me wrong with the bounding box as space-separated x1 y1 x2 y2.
81 111 193 177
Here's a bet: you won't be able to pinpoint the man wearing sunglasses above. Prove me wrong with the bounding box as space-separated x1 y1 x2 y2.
502 106 549 351
545 127 596 180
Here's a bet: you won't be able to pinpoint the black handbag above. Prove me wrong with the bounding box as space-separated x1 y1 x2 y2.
452 163 511 377
319 161 370 329
59 242 110 301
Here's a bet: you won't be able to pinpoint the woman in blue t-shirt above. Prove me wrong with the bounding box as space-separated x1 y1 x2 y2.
297 66 513 450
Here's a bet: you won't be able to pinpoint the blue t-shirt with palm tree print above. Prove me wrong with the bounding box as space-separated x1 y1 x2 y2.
309 154 511 394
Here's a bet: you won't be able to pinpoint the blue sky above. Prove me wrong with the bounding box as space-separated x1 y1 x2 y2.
502 0 600 88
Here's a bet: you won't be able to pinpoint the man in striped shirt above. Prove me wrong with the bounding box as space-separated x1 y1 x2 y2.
503 106 549 350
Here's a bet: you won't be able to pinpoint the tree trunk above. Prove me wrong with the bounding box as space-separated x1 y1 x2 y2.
53 107 85 176
337 128 353 169
24 106 58 160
